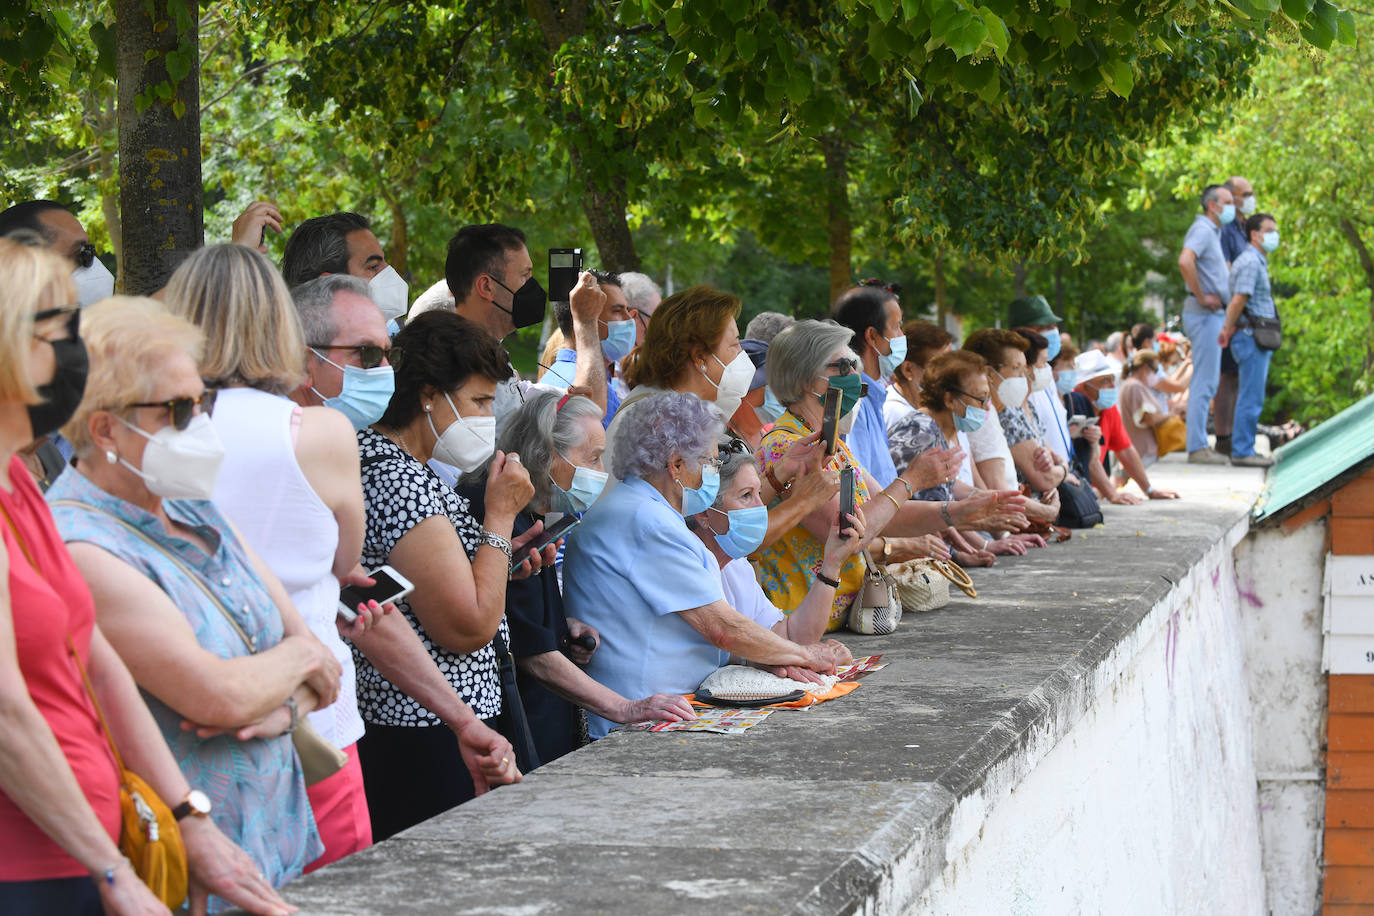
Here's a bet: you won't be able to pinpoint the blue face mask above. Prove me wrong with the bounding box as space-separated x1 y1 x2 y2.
759 387 786 423
1220 203 1236 225
953 404 986 433
1094 387 1119 410
550 461 609 514
679 463 720 517
310 350 396 430
1055 369 1077 395
1043 328 1061 361
708 504 768 559
879 335 907 377
600 319 637 362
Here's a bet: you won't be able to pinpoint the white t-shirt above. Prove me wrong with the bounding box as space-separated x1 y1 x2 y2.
1031 388 1072 463
883 384 917 430
965 407 1015 489
716 558 785 631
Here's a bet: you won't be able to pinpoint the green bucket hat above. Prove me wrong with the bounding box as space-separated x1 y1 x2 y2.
1007 294 1062 328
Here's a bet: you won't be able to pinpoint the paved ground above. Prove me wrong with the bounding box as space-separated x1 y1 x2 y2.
243 455 1265 915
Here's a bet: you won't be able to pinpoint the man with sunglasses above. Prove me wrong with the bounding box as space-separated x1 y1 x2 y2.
289 275 396 431
0 201 115 306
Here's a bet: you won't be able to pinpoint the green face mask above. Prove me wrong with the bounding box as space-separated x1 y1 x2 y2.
817 374 864 415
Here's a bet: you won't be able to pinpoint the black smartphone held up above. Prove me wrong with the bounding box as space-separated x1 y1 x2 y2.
548 248 583 302
510 514 581 571
820 386 843 456
338 565 415 623
839 465 856 531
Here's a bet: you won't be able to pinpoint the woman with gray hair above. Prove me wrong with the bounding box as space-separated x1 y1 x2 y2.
563 391 843 739
757 320 1026 632
463 391 695 763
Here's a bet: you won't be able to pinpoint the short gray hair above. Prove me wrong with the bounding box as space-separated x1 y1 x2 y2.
618 271 661 314
498 390 603 513
745 311 794 344
766 318 855 406
1201 184 1226 212
712 441 758 510
611 391 723 481
292 274 373 348
408 279 456 319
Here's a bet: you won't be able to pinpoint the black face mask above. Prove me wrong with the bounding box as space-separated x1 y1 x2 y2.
28 335 90 439
492 276 548 331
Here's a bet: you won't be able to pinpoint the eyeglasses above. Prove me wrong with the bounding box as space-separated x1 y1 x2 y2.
859 278 903 296
75 243 97 269
953 389 990 409
718 436 751 461
311 344 394 370
825 358 860 376
126 390 218 430
33 306 80 342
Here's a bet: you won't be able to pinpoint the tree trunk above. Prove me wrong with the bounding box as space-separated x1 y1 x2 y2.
116 0 202 295
1012 259 1028 299
576 150 640 272
380 182 409 277
933 246 947 325
822 137 852 304
1338 217 1374 373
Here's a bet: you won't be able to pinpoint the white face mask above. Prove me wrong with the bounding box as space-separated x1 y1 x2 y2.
1030 366 1054 393
996 374 1029 408
838 406 858 435
701 350 754 420
72 258 115 307
369 266 410 322
428 392 496 472
1241 194 1257 216
116 413 225 501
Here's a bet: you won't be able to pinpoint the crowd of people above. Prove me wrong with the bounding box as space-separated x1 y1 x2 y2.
0 194 1275 914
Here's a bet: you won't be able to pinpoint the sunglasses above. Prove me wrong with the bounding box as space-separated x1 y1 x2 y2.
825 357 860 376
33 306 81 341
718 436 751 461
126 390 218 430
312 344 395 370
859 277 903 296
75 243 97 269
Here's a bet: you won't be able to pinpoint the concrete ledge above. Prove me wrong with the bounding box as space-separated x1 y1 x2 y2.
255 457 1265 915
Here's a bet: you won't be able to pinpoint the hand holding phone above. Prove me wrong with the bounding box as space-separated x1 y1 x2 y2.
338 566 414 623
510 514 580 572
838 466 855 530
548 248 584 302
820 387 842 456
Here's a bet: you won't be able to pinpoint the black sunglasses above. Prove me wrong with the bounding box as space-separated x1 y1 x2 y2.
718 436 751 461
33 306 81 340
825 357 860 376
859 277 903 296
75 242 97 269
312 344 394 370
126 390 218 430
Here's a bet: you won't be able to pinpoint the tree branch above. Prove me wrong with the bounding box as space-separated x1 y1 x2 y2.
200 58 300 113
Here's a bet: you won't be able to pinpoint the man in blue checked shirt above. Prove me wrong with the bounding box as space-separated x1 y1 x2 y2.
1219 212 1282 468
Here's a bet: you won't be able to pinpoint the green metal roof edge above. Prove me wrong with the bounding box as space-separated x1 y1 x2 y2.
1253 391 1374 522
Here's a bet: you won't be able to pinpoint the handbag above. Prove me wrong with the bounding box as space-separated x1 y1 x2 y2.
847 550 901 635
0 502 187 907
49 500 348 786
887 556 978 612
1055 475 1104 528
1248 313 1282 351
493 632 541 773
1152 415 1187 457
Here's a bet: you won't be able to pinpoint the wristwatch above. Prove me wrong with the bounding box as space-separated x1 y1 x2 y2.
172 789 212 821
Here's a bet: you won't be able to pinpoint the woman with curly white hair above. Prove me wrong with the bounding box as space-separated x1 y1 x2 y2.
562 391 844 739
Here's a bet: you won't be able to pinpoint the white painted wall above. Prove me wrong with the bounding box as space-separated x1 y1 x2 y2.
911 529 1266 915
1237 521 1327 915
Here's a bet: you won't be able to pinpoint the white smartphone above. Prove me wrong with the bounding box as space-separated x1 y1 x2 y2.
338 565 414 623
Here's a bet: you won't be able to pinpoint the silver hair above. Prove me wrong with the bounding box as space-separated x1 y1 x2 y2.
618 271 661 314
766 318 855 406
497 390 603 513
745 311 795 344
711 442 758 510
408 279 456 319
1201 185 1225 211
611 391 723 481
291 274 374 348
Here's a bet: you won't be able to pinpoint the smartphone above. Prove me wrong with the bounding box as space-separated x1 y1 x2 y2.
338 565 415 622
510 514 581 571
839 466 855 530
548 248 583 302
820 386 842 456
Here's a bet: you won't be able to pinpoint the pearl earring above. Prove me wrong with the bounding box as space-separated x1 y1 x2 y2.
105 450 117 465
424 404 431 412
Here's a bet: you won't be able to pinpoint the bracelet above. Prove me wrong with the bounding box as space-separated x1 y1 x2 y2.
283 695 300 733
939 502 955 527
811 563 840 588
880 492 902 512
893 478 914 500
480 529 513 561
764 465 792 498
98 856 131 886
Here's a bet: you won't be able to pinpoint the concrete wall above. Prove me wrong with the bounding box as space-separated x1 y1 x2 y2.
1238 521 1327 915
911 519 1266 914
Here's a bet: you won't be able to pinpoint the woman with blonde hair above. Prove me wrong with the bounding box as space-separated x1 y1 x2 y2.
164 243 385 871
0 237 291 916
47 294 339 908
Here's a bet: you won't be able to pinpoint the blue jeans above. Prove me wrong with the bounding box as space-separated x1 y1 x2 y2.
1182 308 1225 453
1228 329 1273 458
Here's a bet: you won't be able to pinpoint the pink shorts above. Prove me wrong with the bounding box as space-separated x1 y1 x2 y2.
304 742 373 873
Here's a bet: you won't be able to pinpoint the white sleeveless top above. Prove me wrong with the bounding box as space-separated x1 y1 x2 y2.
210 388 364 748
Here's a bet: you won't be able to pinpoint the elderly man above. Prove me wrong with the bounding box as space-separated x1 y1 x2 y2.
0 200 115 305
1220 176 1256 264
618 270 662 347
745 311 795 344
277 211 410 326
1177 183 1236 465
289 274 396 430
1218 212 1281 469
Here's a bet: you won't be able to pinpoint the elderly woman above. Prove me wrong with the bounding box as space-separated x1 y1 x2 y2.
465 391 695 764
617 285 835 550
1117 350 1183 471
882 319 953 431
354 310 530 840
756 320 1024 631
1001 328 1077 499
165 247 384 871
563 391 844 740
0 247 289 916
688 437 864 651
44 295 334 910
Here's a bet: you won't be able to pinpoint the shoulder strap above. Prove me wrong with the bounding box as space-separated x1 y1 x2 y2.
0 499 127 772
48 499 257 655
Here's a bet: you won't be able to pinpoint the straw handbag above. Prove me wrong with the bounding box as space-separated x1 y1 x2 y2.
888 557 977 612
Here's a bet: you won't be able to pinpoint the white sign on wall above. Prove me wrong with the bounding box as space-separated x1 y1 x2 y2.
1322 554 1374 673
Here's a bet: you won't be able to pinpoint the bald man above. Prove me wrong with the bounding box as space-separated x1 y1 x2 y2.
1221 177 1255 264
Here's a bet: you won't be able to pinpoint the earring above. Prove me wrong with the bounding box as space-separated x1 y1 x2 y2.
105 449 117 464
424 403 432 412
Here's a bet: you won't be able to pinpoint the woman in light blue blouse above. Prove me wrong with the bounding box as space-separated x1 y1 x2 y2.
562 390 842 739
46 298 338 910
